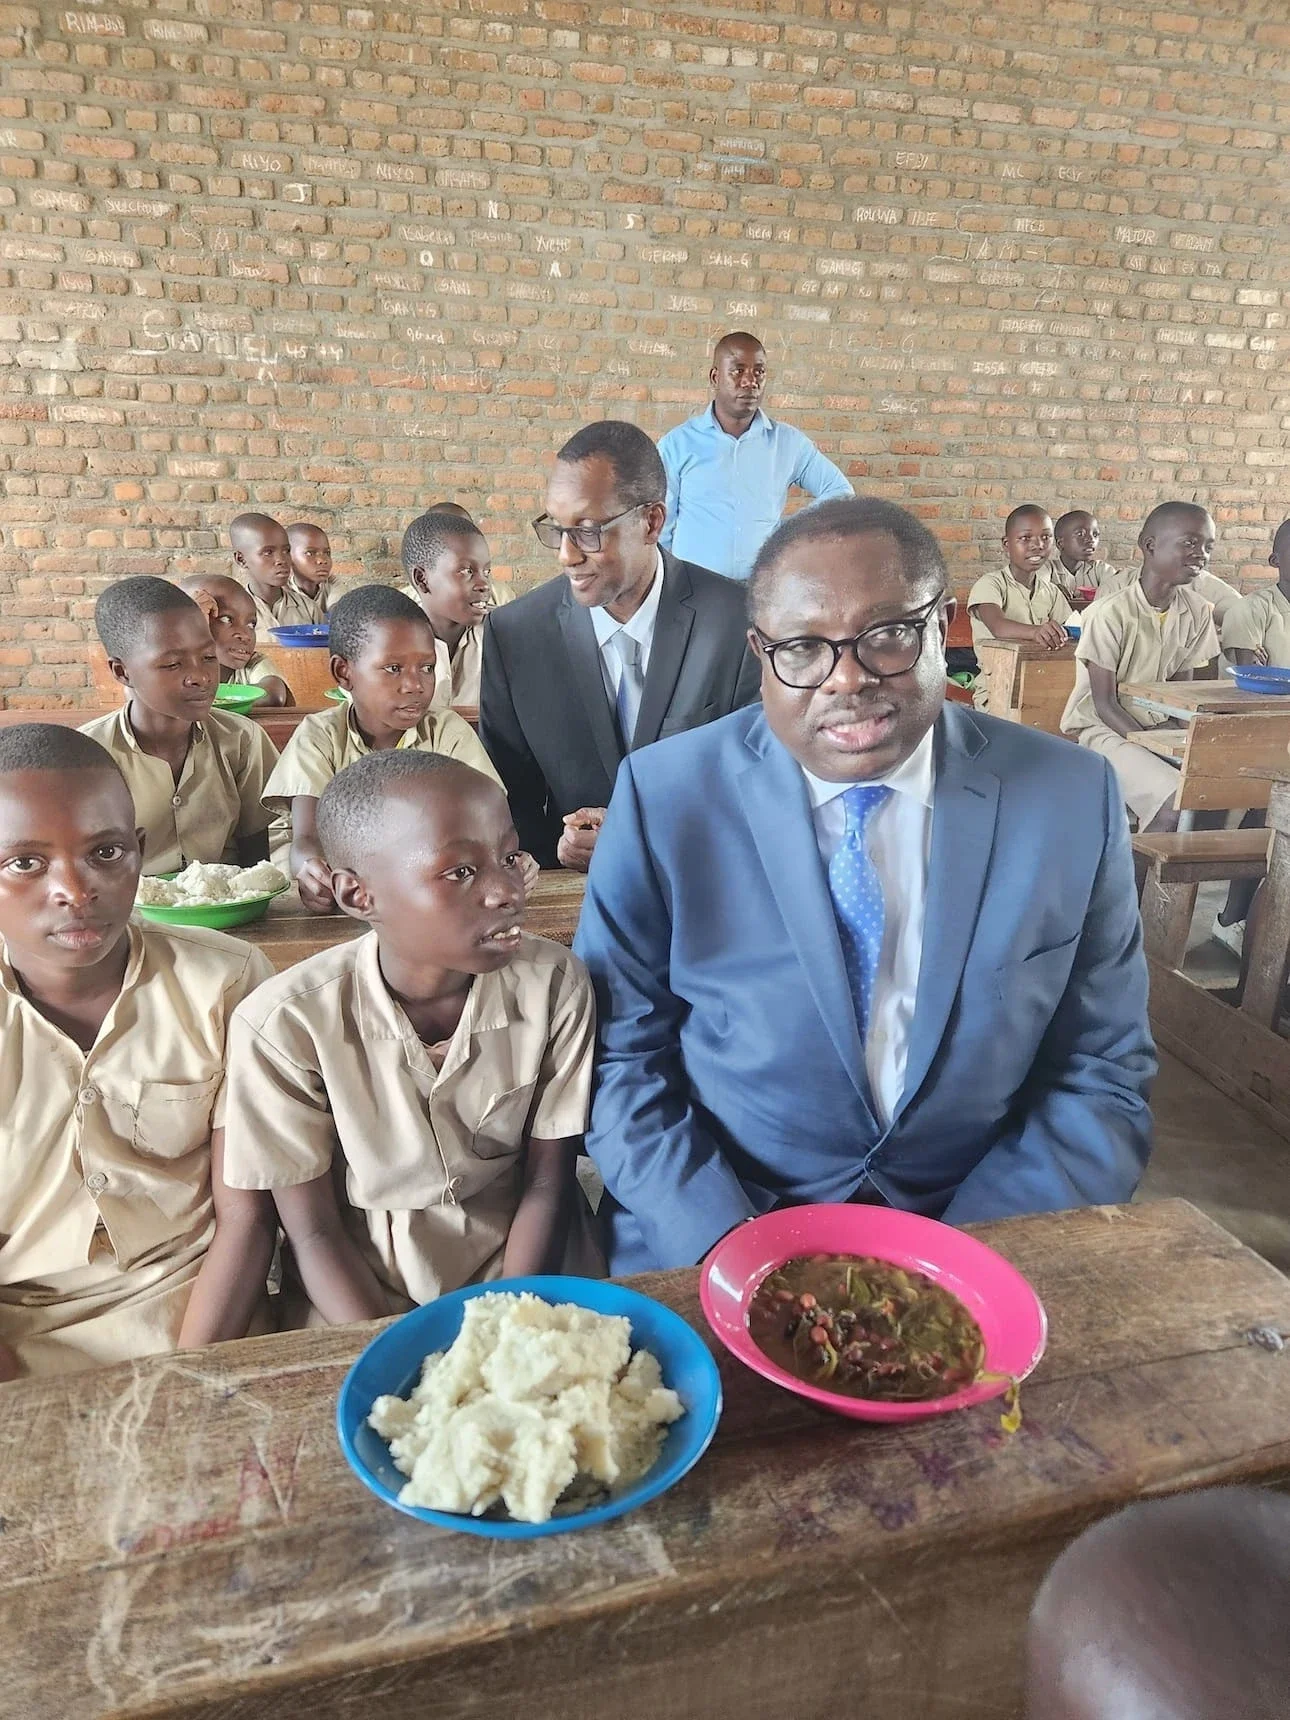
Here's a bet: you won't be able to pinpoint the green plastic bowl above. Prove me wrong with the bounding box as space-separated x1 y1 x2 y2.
135 874 289 929
212 682 268 711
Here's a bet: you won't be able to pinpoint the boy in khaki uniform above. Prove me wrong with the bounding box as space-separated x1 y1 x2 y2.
262 586 511 910
1061 503 1220 832
400 508 512 710
1044 511 1122 598
1221 520 1290 667
80 578 278 875
287 521 335 616
222 751 598 1323
967 504 1071 710
0 725 274 1379
230 512 325 630
179 574 293 707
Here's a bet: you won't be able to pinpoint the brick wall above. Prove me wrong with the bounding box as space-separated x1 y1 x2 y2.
0 0 1286 705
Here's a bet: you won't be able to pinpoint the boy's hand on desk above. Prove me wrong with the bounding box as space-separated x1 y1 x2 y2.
557 808 606 873
1032 620 1069 651
517 851 541 895
296 856 337 914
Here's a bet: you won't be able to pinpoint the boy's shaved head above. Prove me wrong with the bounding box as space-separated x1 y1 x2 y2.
95 577 203 661
178 572 248 604
229 512 286 548
317 750 494 873
0 723 126 781
427 500 474 521
1026 1488 1290 1720
328 584 433 661
286 521 329 545
401 508 485 576
1141 500 1211 543
1004 504 1050 535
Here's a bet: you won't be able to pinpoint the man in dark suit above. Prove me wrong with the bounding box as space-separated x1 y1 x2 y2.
480 419 761 868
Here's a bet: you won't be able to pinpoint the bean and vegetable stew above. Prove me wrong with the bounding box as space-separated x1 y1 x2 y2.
747 1253 986 1402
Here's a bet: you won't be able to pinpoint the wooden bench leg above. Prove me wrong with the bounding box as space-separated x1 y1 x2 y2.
1139 875 1198 969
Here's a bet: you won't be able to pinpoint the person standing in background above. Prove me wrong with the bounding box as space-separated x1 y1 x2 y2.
659 332 853 580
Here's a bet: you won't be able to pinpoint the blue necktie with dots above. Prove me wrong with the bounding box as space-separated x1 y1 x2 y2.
827 783 892 1040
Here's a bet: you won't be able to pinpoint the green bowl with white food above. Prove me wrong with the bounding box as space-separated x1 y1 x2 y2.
135 860 291 929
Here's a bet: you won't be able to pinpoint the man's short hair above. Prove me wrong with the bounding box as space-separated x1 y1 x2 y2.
229 511 284 547
748 496 947 621
427 500 474 521
713 330 764 363
554 420 666 512
401 509 484 577
94 576 203 660
1004 504 1051 535
317 749 493 872
327 584 434 661
0 723 127 781
1140 500 1211 542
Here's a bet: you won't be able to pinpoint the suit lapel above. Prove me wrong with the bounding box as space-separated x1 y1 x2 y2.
895 706 1000 1120
557 592 623 785
736 717 877 1122
633 552 694 747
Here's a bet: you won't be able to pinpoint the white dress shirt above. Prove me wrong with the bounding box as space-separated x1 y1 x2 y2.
800 726 936 1127
589 549 666 712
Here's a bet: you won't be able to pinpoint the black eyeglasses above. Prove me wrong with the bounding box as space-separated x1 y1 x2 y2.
754 591 947 689
531 504 646 553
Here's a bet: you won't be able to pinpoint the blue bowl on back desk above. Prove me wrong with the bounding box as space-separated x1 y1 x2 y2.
269 624 330 648
1227 664 1290 695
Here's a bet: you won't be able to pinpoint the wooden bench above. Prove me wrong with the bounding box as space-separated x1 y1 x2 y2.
1134 827 1271 967
972 638 1076 734
6 1200 1290 1720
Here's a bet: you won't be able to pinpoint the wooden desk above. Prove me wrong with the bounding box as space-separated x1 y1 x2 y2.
1118 700 1290 816
973 639 1076 734
6 1201 1290 1720
1121 681 1290 719
244 870 587 969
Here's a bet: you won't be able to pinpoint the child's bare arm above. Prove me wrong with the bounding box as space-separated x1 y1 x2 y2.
970 603 1066 650
502 1136 579 1277
260 674 292 707
1087 662 1143 738
289 795 336 912
274 1171 391 1324
178 1129 277 1348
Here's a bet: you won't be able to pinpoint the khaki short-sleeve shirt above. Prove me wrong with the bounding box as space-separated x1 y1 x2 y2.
78 705 279 876
1222 585 1290 666
223 932 595 1307
243 580 326 632
261 702 501 815
1043 555 1122 598
1096 564 1241 628
967 565 1072 649
0 923 272 1373
229 652 291 698
1061 580 1219 736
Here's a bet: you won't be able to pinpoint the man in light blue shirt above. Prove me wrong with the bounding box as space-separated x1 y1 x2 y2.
659 331 854 580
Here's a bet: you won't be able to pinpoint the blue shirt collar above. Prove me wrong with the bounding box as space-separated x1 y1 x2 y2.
702 400 773 438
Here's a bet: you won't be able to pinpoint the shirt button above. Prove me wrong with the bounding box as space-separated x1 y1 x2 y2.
79 1086 99 1106
86 1172 108 1194
171 793 183 808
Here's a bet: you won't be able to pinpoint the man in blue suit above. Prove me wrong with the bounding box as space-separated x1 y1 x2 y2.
575 496 1155 1274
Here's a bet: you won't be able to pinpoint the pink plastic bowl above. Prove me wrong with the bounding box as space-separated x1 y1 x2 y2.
699 1204 1048 1423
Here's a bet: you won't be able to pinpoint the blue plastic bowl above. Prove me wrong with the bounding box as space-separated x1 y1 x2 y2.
269 624 331 648
1228 664 1290 694
1064 623 1081 639
337 1275 723 1539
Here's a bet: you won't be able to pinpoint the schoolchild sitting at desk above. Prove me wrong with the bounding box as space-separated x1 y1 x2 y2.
0 725 273 1379
286 521 334 615
262 585 515 914
79 578 278 874
230 512 323 629
178 574 293 707
1060 502 1220 834
967 504 1072 710
1044 510 1122 598
1222 519 1290 668
221 751 599 1324
401 508 501 710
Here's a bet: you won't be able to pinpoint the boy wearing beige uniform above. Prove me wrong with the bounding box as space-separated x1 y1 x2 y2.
230 512 325 630
1222 520 1290 667
287 521 335 615
222 751 597 1323
1061 503 1220 833
179 574 293 707
0 726 274 1380
401 508 508 710
80 578 278 875
1043 510 1122 599
262 586 505 912
968 505 1072 710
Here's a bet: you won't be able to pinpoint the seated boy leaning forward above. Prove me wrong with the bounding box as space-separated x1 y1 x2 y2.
262 584 533 913
1061 502 1220 833
0 725 275 1381
229 511 324 630
1044 510 1122 599
400 507 499 710
287 521 334 614
1026 1487 1290 1720
221 751 600 1325
1222 518 1290 668
178 573 293 707
967 504 1072 710
80 577 279 875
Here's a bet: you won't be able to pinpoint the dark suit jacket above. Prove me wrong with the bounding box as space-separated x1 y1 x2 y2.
479 550 761 864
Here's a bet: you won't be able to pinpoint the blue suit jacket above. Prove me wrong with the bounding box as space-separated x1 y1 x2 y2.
574 703 1156 1275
